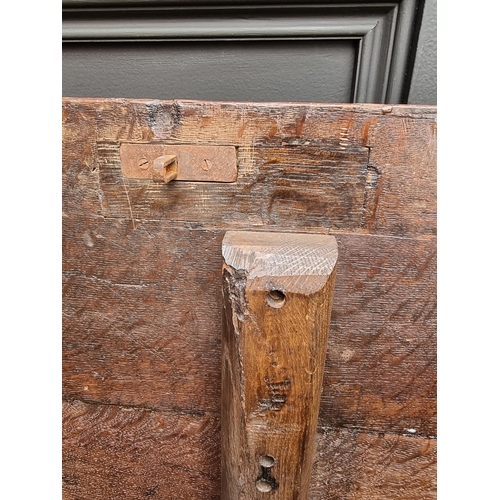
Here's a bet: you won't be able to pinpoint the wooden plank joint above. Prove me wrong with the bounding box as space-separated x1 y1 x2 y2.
221 231 338 499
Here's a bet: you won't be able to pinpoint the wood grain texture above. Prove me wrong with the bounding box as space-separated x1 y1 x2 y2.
63 217 223 413
364 113 437 237
221 231 337 499
62 98 436 237
62 399 221 499
63 214 435 434
168 100 436 238
62 98 436 499
321 233 436 436
98 140 369 231
309 428 437 499
62 400 435 500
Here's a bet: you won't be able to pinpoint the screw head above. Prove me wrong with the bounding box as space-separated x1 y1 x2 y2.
138 157 149 170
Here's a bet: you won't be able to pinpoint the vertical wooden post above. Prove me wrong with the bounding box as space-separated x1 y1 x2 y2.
221 231 338 500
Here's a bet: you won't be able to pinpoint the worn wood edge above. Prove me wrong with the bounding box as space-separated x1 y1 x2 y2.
63 98 436 237
63 97 436 117
222 230 338 279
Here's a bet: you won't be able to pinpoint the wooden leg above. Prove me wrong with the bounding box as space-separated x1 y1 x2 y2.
221 231 338 500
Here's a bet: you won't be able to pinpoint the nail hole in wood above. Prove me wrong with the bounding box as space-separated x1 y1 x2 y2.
266 290 286 309
256 479 273 493
256 454 278 492
259 455 275 468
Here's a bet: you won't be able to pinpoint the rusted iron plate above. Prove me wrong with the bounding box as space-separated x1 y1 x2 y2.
152 155 177 183
120 143 237 182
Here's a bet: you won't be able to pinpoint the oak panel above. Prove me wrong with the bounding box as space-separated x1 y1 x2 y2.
63 99 436 238
62 400 436 500
62 400 220 500
310 428 437 499
63 215 436 434
62 98 437 499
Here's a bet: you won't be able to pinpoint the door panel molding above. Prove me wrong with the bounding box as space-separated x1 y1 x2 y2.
62 1 421 103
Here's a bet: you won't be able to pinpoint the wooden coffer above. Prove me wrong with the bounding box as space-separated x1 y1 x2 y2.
62 99 437 499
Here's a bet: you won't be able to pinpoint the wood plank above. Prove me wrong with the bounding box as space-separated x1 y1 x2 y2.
310 428 437 499
62 400 436 500
63 214 435 434
221 231 338 499
62 99 436 238
364 111 437 237
170 100 436 238
320 233 437 435
62 217 222 413
62 400 220 500
62 98 436 498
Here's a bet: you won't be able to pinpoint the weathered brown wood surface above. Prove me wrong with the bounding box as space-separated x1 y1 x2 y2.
221 231 338 499
63 401 436 500
62 98 437 499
